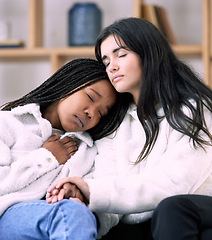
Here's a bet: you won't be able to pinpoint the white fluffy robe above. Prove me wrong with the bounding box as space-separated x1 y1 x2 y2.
0 104 96 216
86 103 212 238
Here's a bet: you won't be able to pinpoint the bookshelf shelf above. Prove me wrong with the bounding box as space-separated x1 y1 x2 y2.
0 47 95 73
0 45 202 58
171 45 202 55
0 0 211 88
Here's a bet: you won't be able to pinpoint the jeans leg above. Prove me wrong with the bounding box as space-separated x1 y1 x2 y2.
0 199 97 240
151 195 212 240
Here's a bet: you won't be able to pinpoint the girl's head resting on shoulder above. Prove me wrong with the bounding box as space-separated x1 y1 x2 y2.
44 78 116 133
2 58 132 140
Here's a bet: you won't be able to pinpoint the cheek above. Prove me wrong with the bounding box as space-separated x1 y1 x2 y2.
86 118 100 131
106 70 113 82
110 95 117 107
132 63 142 80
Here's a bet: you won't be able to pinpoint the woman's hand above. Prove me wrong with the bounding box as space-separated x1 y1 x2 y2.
42 134 79 165
46 177 90 204
46 182 85 204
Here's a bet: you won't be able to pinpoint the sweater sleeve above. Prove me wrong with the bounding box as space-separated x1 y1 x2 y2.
86 134 123 237
0 114 59 196
0 141 59 196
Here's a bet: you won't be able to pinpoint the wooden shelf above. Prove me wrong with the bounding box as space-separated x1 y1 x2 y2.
0 44 202 73
0 47 95 73
0 47 94 56
0 45 202 57
171 45 202 55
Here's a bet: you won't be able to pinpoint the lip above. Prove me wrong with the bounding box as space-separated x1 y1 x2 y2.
74 115 86 128
112 75 123 83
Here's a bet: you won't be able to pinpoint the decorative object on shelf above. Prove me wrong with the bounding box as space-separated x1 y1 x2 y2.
0 21 24 48
68 2 102 46
0 39 24 48
0 21 9 41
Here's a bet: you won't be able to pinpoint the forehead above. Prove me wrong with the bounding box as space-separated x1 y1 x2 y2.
88 79 113 92
101 35 126 52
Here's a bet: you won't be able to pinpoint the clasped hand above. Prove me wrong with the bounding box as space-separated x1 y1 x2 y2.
46 177 90 206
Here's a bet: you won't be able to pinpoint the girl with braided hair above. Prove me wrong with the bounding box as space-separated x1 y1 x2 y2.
0 58 131 240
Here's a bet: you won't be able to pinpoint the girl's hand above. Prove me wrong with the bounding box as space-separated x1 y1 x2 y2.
47 177 90 203
46 182 85 204
42 134 79 165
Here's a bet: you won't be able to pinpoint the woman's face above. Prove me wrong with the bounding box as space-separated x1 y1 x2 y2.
100 35 142 104
56 79 116 132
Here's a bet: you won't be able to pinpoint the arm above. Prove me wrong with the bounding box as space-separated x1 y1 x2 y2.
0 117 78 196
55 114 212 216
87 130 212 214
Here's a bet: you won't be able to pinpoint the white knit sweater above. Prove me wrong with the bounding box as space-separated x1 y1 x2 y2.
0 103 97 216
86 103 212 238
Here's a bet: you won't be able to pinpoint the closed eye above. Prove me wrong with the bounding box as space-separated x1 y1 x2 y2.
119 54 127 58
103 60 110 68
86 93 94 102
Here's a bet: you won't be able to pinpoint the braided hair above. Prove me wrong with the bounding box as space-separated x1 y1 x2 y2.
1 58 132 140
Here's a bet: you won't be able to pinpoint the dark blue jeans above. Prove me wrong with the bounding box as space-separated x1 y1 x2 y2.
152 194 212 240
0 199 97 240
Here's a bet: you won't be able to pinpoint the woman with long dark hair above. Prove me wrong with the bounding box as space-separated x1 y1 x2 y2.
47 18 212 239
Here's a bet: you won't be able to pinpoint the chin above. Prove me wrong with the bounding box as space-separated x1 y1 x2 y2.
114 87 127 93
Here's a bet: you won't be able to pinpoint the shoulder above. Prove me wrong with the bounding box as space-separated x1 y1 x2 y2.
0 103 42 132
10 103 41 116
95 103 141 147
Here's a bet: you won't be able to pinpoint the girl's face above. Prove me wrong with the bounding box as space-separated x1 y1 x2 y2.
100 35 142 104
56 79 116 132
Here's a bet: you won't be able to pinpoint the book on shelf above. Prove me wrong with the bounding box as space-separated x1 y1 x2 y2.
0 39 24 48
141 4 177 44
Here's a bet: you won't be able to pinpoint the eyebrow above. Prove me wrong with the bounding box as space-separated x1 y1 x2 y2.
102 47 123 61
89 88 110 112
90 88 101 97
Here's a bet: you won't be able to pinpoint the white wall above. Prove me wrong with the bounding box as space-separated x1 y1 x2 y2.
0 0 202 106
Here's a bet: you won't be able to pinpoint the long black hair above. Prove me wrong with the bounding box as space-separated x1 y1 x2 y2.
1 58 132 140
95 17 212 162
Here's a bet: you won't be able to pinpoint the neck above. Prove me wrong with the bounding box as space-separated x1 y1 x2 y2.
133 93 139 105
42 101 63 130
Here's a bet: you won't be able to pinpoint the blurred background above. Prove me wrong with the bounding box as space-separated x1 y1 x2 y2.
0 0 202 106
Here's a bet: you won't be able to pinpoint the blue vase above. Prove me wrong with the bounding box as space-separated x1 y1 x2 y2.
68 3 102 46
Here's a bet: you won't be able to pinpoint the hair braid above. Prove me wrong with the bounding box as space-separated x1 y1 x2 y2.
1 58 109 111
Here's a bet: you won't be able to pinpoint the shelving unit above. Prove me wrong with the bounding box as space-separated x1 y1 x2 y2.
0 0 96 74
0 0 211 88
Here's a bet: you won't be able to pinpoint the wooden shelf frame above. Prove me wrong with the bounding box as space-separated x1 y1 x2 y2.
0 47 95 73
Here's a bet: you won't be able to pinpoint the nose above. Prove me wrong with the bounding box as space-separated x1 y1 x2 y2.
84 105 98 120
107 59 119 73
